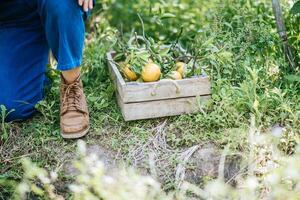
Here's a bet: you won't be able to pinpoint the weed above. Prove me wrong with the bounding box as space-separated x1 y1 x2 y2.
0 105 14 141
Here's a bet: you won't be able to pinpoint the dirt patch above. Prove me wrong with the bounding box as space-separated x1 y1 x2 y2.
64 144 119 176
63 121 243 188
125 121 242 186
183 145 242 185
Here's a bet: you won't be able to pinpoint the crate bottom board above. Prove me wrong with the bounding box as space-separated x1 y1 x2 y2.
117 94 210 121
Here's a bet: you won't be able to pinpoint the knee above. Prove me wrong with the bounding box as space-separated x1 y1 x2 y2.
43 0 83 21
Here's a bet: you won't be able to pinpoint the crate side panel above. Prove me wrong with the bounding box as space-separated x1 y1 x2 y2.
121 96 210 121
122 77 211 103
107 52 126 98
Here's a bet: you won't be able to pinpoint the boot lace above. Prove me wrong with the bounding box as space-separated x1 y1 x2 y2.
62 81 83 112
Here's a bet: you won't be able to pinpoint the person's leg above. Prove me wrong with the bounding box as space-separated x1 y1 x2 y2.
24 0 85 82
0 1 49 122
32 0 90 138
32 0 85 71
62 67 81 84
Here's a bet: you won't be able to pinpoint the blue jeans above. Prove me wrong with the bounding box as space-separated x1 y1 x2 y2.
0 0 85 121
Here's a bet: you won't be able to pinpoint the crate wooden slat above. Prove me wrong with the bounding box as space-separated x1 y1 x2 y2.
107 52 211 121
117 94 210 121
123 78 210 103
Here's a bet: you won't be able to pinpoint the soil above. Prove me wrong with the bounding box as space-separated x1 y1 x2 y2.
64 142 242 187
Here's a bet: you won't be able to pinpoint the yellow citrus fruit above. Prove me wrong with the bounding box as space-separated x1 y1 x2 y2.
176 62 186 77
141 63 161 82
120 63 138 81
168 71 182 80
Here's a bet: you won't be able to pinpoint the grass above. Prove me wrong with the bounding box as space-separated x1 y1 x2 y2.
1 0 300 199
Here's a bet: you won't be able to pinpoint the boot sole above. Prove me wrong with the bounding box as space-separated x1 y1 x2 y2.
61 126 90 139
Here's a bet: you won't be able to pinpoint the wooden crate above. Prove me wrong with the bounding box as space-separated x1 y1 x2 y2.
107 52 211 121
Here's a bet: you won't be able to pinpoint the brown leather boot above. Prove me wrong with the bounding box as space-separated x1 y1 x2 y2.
60 74 89 139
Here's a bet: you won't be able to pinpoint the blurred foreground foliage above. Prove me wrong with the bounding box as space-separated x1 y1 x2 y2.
14 130 300 200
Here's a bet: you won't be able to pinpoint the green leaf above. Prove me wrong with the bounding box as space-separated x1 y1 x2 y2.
158 47 170 56
0 105 6 112
160 13 176 19
291 1 300 14
284 75 300 82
